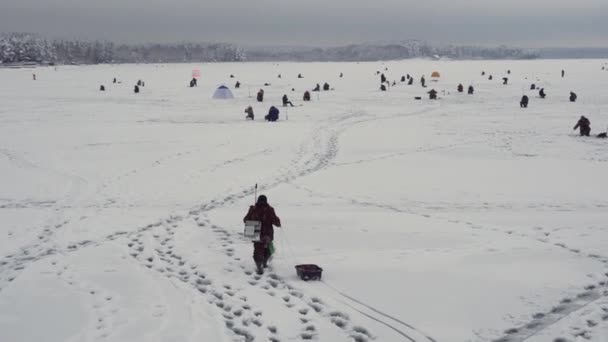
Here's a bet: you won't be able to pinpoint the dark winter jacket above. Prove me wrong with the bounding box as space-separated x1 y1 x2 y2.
574 117 590 131
266 106 279 121
303 91 311 101
243 203 281 241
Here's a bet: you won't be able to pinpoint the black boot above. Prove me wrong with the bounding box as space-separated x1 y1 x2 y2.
256 262 264 275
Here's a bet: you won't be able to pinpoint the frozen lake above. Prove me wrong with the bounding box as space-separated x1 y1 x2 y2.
0 60 607 342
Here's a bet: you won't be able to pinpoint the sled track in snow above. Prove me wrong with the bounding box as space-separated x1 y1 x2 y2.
122 215 378 342
320 281 438 342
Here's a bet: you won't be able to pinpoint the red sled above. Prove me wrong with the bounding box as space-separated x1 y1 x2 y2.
295 264 323 281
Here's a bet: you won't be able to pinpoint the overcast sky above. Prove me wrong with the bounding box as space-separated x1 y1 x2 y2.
1 0 607 47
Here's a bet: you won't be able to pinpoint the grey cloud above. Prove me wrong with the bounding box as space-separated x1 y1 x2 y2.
0 0 606 47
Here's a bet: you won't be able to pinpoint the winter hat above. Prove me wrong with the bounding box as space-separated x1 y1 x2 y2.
257 195 268 204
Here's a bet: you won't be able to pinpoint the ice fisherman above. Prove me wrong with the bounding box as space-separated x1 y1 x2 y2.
468 85 474 95
243 195 282 275
573 116 591 136
244 106 254 120
257 89 264 102
312 83 320 92
428 89 438 100
570 92 577 102
303 91 311 101
265 106 279 122
282 94 294 107
520 95 529 108
134 85 140 94
539 88 546 98
420 76 426 88
457 84 464 93
323 82 330 91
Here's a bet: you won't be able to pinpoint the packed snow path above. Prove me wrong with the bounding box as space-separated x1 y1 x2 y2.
0 60 607 342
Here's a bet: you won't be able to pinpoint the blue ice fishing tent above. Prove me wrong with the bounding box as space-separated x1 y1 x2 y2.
212 85 234 99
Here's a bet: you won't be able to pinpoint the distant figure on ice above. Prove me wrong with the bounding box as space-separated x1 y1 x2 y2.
243 195 281 275
468 85 474 95
282 94 294 107
408 77 414 85
573 116 590 136
298 73 303 79
539 88 546 98
401 76 406 82
428 89 438 100
561 69 565 78
420 76 426 88
134 85 140 94
235 81 240 88
380 73 387 83
481 71 486 76
230 74 235 78
339 72 343 78
256 89 264 102
137 80 142 86
380 84 387 91
33 73 36 80
502 77 508 85
265 106 279 122
312 83 320 92
520 95 529 108
277 74 281 79
303 91 311 101
100 85 105 91
488 75 493 80
113 78 117 84
570 92 577 102
323 82 330 91
530 83 536 90
507 69 511 74
244 106 254 120
457 84 464 93
191 78 198 87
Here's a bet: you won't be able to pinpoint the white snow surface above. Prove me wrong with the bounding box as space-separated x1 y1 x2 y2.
0 60 607 342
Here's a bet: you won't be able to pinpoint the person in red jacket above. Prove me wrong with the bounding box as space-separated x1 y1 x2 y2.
243 195 281 274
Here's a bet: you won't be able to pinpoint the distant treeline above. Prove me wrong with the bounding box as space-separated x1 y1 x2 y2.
0 33 538 65
246 41 539 61
0 33 246 65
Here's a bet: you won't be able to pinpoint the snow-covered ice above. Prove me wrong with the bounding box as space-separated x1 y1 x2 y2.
0 60 607 342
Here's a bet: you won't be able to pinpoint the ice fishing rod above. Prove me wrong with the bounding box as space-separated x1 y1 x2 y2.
253 183 258 204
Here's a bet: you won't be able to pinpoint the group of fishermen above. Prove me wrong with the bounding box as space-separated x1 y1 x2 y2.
244 105 281 122
99 78 145 93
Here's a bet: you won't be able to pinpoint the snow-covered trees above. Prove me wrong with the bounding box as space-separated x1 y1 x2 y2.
0 33 246 64
0 32 537 65
0 33 55 64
